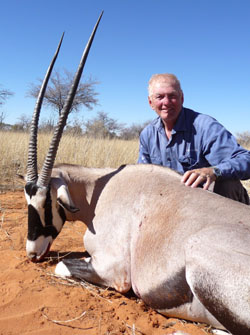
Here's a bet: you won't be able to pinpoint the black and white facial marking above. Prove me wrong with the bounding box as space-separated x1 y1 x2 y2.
25 182 66 262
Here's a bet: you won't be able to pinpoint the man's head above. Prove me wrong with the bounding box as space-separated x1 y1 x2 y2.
148 73 184 126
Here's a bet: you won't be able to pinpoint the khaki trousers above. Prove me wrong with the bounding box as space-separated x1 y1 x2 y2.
211 180 250 205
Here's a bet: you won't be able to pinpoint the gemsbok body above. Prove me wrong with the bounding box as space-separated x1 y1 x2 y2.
25 12 250 335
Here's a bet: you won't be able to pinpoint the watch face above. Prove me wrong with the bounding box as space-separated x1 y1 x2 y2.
214 168 221 178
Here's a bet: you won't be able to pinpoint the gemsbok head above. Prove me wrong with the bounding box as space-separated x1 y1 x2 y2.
25 12 103 262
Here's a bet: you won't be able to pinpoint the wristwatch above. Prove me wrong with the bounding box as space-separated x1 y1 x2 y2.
213 167 222 180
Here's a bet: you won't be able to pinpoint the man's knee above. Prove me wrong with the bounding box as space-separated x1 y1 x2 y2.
213 179 250 205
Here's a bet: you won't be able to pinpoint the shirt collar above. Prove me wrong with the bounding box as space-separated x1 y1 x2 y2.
172 107 187 134
155 107 187 134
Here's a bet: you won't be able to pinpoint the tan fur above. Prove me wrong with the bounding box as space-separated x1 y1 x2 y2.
40 163 250 334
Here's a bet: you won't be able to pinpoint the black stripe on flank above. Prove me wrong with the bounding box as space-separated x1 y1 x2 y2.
195 284 250 335
141 268 193 310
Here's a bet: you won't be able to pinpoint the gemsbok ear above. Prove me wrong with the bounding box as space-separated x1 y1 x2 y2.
57 197 79 213
16 174 26 181
52 179 79 213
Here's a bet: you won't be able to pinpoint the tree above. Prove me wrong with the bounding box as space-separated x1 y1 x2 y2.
0 111 6 128
120 121 152 140
84 112 124 139
39 116 55 133
27 69 99 116
0 86 14 127
12 114 31 132
65 117 84 136
237 131 250 148
0 86 14 108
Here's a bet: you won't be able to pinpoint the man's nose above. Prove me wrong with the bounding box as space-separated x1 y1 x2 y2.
162 96 171 105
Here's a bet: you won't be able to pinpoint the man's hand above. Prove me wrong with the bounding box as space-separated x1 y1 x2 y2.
181 167 217 190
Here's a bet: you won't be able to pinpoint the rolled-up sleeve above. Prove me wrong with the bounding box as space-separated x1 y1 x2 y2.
201 119 250 180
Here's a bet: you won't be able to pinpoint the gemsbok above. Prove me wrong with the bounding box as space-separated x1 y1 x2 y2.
24 11 250 335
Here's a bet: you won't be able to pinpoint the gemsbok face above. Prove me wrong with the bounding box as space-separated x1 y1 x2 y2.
25 183 56 261
25 182 70 261
25 12 103 262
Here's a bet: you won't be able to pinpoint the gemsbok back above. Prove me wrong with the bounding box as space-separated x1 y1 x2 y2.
24 12 250 335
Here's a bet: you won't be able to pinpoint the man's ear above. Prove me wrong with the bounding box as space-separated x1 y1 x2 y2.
148 96 154 109
181 91 184 104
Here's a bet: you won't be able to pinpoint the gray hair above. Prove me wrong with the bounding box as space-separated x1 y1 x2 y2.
148 73 182 97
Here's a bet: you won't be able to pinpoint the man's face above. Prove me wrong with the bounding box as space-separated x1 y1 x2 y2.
148 80 183 125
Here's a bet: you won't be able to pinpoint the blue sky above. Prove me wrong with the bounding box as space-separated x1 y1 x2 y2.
1 0 250 135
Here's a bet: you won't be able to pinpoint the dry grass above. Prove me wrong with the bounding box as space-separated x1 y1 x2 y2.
1 130 250 195
237 145 250 194
0 131 138 189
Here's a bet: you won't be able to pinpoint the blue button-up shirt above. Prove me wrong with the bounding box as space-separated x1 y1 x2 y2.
138 107 250 180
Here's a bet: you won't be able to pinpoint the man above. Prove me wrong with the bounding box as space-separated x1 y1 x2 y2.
138 73 250 204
